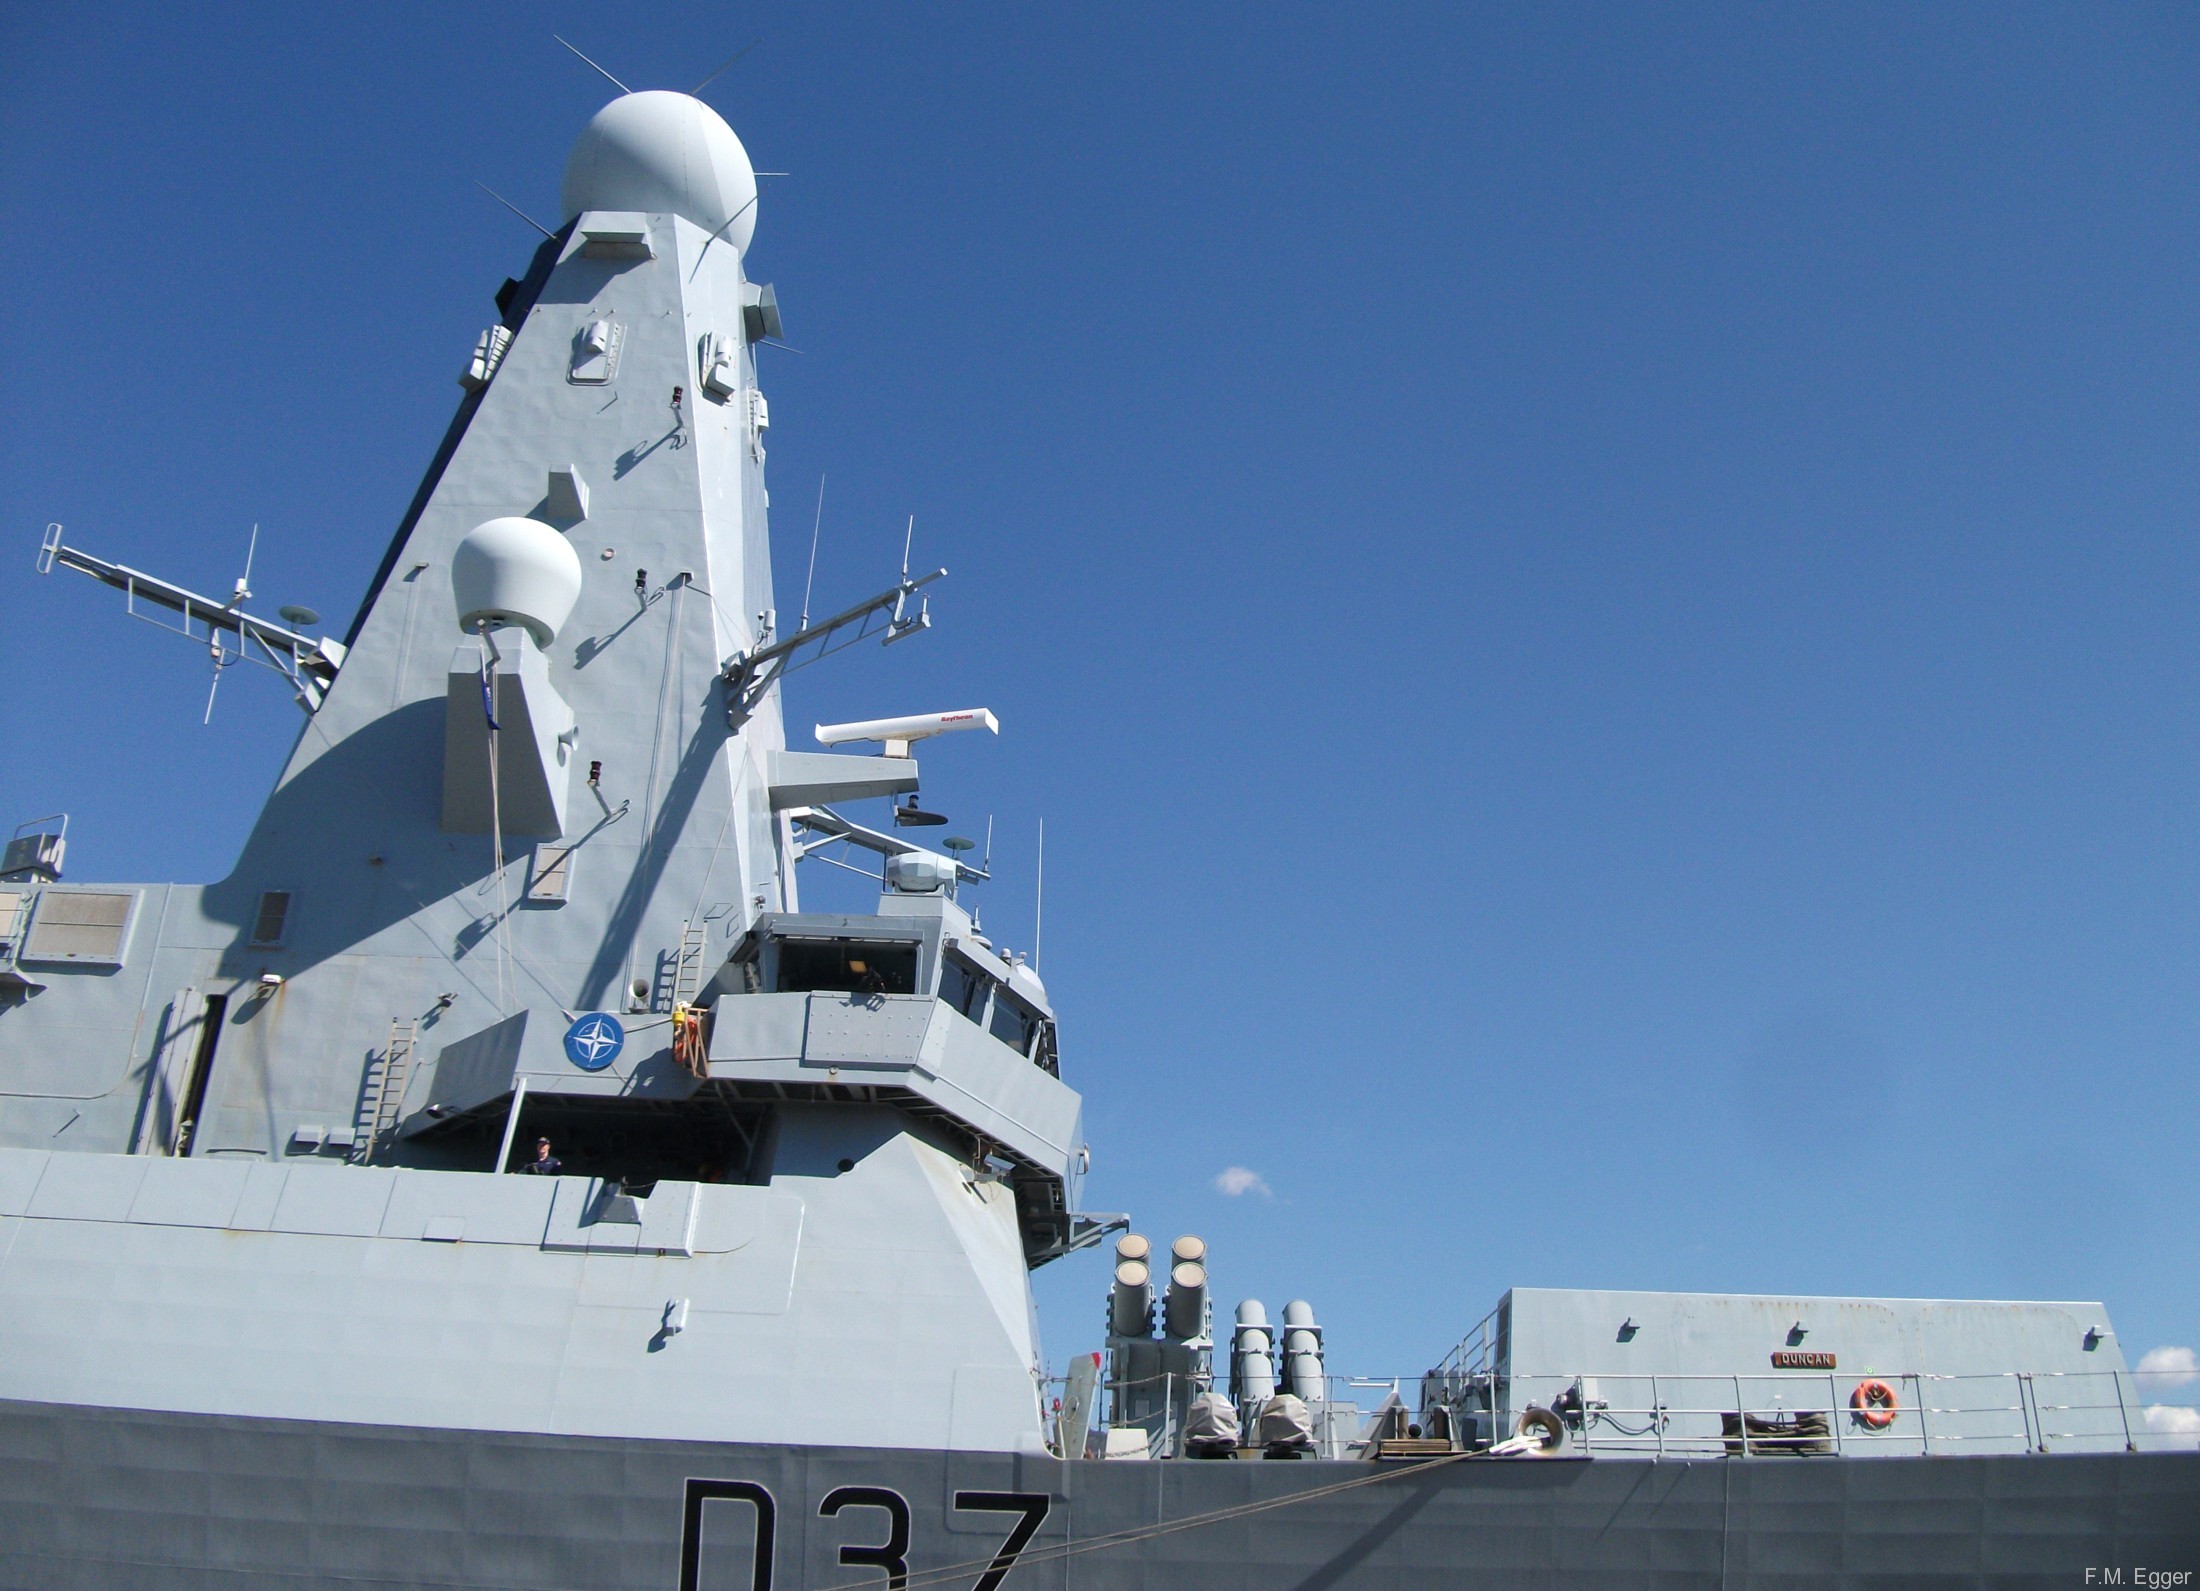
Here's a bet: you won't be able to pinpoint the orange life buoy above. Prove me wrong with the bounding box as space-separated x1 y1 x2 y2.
1850 1378 1899 1429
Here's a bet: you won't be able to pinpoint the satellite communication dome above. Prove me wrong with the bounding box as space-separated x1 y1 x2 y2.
1008 961 1048 1007
561 91 758 251
451 517 584 647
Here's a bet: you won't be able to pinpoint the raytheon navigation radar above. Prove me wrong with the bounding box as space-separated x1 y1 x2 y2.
815 708 1000 759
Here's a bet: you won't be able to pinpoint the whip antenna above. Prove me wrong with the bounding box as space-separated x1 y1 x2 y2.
1033 819 1044 969
800 473 825 631
232 523 258 606
692 39 762 95
474 181 555 241
205 522 259 724
554 35 631 94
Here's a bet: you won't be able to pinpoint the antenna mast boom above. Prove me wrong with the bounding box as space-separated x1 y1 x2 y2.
37 525 346 710
720 565 944 727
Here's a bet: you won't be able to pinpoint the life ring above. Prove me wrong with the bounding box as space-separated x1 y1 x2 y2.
1850 1378 1899 1429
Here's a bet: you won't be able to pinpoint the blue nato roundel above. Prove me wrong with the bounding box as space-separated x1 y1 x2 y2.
563 1012 625 1071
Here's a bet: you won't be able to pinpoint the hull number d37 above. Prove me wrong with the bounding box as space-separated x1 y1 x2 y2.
680 1480 1052 1591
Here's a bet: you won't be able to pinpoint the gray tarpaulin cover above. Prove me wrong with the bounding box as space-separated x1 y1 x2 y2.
1257 1393 1314 1449
1183 1391 1240 1451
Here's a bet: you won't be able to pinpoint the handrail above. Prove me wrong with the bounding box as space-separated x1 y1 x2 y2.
1052 1362 2170 1458
1424 1367 2149 1456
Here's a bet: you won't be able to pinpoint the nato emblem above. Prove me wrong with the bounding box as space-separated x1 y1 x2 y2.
564 1012 624 1072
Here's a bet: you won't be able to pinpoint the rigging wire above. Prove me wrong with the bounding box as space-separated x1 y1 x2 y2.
685 773 741 931
621 578 685 1008
478 623 512 1012
800 472 825 632
829 1448 1483 1591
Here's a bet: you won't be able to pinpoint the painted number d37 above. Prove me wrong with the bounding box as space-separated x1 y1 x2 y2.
679 1478 1053 1591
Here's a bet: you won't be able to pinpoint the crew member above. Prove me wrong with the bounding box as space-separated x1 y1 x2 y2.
520 1137 561 1175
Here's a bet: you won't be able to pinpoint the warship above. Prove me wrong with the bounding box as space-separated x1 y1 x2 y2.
2 85 2195 1589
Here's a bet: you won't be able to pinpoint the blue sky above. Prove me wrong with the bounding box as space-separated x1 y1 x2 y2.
3 4 2196 1426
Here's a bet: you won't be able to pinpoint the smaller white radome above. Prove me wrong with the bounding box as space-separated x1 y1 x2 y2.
452 517 584 647
562 91 758 251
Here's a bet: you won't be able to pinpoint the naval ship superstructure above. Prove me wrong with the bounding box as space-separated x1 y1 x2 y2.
2 89 2194 1589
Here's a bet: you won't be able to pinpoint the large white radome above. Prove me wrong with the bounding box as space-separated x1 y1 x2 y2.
561 91 758 251
452 517 584 647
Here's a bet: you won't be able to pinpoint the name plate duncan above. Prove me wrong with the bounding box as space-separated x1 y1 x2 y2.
1771 1350 1836 1369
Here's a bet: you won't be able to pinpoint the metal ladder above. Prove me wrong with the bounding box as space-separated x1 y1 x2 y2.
355 1020 418 1163
670 921 709 1009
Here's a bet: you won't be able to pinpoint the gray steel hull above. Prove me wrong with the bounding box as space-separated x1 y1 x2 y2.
3 1399 2195 1588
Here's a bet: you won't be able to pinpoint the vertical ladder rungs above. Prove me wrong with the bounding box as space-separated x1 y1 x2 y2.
356 1020 418 1163
670 920 709 1009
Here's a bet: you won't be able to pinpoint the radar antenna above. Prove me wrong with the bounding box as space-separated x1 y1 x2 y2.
789 807 990 886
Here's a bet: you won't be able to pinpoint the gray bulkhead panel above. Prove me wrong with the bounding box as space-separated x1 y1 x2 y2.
1502 1286 2131 1381
0 1135 1047 1452
1488 1286 2139 1455
707 992 1083 1175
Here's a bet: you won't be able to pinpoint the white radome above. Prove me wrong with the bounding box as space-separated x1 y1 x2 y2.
562 91 758 251
451 517 584 647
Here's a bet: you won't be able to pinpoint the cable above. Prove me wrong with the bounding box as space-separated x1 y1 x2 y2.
622 582 684 1005
478 623 512 1013
829 1450 1485 1591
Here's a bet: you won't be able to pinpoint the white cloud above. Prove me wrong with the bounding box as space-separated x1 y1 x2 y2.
1214 1166 1271 1198
2142 1404 2200 1451
2135 1345 2198 1396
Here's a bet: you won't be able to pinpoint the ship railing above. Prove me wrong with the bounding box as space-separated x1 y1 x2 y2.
1478 1368 2148 1457
1067 1368 1390 1459
1081 1367 1189 1458
1428 1303 1503 1386
1057 1363 2161 1459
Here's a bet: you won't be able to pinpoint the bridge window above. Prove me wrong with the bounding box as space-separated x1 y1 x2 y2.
988 992 1039 1056
938 953 990 1020
776 939 918 995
